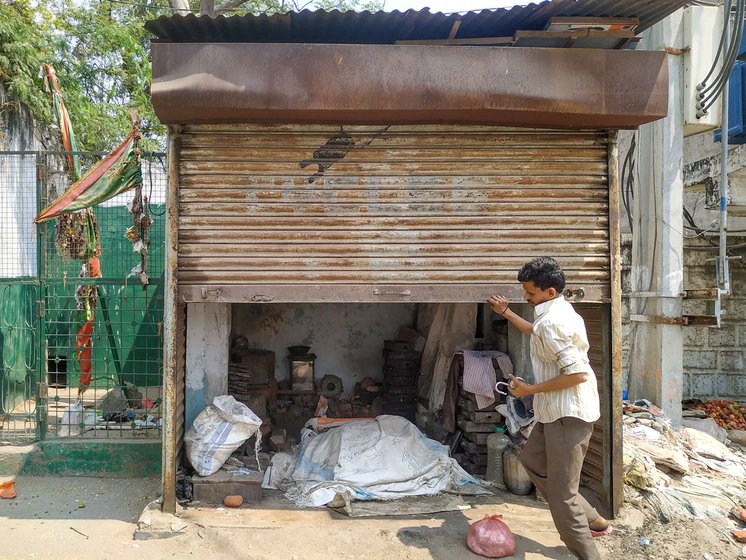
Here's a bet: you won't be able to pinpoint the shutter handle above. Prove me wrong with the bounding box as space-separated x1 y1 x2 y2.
373 288 412 297
563 287 585 301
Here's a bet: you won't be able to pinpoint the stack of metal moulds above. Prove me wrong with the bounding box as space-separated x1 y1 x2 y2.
382 339 421 422
454 354 505 477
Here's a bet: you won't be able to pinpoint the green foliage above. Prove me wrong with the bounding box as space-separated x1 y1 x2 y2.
231 0 382 13
49 0 171 151
0 2 53 122
0 0 384 152
310 0 382 12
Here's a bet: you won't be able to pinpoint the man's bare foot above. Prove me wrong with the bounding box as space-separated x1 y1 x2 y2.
589 516 609 531
589 516 612 537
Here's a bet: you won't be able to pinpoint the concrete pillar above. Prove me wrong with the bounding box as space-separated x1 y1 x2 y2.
628 14 685 425
185 302 231 430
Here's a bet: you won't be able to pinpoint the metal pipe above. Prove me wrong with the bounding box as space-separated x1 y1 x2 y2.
606 130 624 516
161 126 181 515
35 152 48 441
721 9 732 297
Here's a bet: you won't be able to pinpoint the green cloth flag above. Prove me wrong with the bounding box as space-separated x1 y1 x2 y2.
35 127 142 223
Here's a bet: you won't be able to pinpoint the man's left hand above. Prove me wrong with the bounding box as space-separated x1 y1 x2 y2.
507 374 533 398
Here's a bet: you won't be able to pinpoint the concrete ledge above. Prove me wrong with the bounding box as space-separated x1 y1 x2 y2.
20 440 162 477
0 444 39 476
134 499 189 540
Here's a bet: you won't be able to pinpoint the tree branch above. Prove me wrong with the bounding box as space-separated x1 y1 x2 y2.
215 0 249 15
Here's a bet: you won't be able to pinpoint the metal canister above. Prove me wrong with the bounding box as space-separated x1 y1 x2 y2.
502 444 534 495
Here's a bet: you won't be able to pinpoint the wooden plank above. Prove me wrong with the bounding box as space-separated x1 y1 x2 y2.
333 494 470 517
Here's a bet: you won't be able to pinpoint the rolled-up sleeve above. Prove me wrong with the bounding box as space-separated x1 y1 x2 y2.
535 322 589 375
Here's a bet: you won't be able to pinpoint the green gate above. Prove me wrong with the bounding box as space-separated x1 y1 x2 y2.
0 150 166 441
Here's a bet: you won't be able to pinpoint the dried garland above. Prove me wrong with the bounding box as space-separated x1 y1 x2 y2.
55 207 100 261
125 181 151 287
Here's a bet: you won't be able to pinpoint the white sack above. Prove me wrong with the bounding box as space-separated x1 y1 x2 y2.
185 395 262 477
58 399 84 437
262 452 296 490
283 415 487 507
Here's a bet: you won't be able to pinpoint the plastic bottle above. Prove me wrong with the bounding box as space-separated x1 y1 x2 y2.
486 428 511 490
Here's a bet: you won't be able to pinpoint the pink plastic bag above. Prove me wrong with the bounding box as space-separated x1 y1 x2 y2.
466 514 516 558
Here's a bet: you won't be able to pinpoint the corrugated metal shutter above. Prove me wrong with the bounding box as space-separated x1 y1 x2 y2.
177 124 610 303
575 303 621 514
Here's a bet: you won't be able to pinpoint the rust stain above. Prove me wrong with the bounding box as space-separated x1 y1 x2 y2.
152 43 668 129
300 132 355 183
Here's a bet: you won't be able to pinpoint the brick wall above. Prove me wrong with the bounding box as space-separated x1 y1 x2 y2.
621 236 746 401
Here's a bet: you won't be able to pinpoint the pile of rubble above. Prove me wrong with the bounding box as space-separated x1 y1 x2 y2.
621 399 746 548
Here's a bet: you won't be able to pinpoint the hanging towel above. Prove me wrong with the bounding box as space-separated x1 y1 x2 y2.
462 350 514 410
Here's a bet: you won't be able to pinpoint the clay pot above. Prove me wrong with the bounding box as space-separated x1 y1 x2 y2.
223 495 244 507
287 345 311 356
0 480 16 499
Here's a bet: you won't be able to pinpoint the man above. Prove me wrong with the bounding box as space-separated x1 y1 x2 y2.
487 256 611 560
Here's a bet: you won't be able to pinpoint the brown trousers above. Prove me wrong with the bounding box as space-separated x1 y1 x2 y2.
520 417 601 560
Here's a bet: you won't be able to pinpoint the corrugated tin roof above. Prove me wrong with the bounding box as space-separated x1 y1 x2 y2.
145 0 693 44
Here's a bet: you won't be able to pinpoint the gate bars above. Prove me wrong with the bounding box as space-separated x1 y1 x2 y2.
0 149 166 441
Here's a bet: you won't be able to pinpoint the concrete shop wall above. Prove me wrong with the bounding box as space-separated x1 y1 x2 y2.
231 303 417 398
185 303 230 430
621 238 746 401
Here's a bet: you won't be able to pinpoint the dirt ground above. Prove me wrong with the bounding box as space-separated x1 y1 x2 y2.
0 475 743 560
594 506 743 560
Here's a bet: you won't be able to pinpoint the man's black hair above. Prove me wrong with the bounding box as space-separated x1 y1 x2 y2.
517 257 566 292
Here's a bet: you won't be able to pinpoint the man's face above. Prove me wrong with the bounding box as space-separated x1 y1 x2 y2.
520 280 557 307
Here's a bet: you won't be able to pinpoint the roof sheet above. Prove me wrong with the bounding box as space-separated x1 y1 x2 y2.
145 0 692 44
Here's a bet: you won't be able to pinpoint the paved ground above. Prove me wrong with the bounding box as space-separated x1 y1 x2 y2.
5 475 737 560
0 475 579 560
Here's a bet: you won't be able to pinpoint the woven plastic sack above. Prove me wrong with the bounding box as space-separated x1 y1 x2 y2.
58 399 84 437
185 395 262 476
466 514 516 558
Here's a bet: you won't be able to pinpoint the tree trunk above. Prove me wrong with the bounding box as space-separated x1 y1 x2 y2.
201 0 215 16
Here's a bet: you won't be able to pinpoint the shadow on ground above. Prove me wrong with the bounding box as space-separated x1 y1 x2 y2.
396 505 574 560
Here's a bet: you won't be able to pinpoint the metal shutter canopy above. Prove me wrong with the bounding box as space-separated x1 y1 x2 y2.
176 124 610 303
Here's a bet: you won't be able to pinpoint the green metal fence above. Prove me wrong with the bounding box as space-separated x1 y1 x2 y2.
1 150 166 441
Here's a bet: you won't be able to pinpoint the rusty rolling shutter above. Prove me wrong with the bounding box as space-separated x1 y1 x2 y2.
575 303 619 515
177 124 610 303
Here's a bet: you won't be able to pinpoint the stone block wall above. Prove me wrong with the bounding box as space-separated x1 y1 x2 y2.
621 236 746 401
